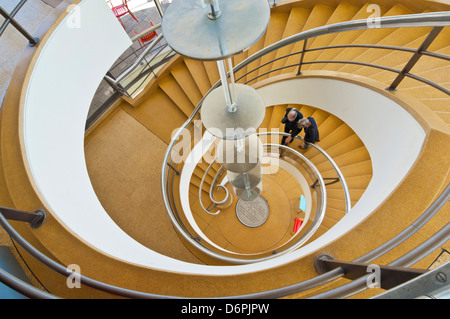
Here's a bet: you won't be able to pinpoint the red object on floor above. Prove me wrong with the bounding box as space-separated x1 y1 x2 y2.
133 21 158 48
109 0 139 30
293 217 303 233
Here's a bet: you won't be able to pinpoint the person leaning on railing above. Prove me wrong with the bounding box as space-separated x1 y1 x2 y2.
297 117 319 149
281 107 304 146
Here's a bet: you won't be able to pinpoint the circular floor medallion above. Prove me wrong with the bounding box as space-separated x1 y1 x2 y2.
235 195 269 228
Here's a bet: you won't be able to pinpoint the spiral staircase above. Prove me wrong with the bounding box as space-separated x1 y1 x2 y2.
0 0 449 299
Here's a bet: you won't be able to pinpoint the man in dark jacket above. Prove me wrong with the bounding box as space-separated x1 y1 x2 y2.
298 117 319 149
280 107 303 145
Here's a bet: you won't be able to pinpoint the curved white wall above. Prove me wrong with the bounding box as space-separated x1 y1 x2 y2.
23 0 198 270
22 0 425 276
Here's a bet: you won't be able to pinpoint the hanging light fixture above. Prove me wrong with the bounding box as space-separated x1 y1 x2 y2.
162 0 270 200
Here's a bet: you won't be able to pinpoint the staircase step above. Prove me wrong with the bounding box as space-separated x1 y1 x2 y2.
313 134 365 166
184 58 213 96
325 206 346 223
307 123 355 161
328 160 373 178
256 11 290 81
327 197 347 211
337 23 431 75
353 34 427 78
158 75 195 117
193 166 214 186
269 104 289 133
323 4 415 72
313 2 389 71
270 6 312 76
124 87 188 143
303 1 361 71
203 61 220 86
170 62 203 106
282 3 335 74
315 146 370 171
244 22 268 84
327 174 372 190
309 108 332 126
297 104 316 117
327 187 366 203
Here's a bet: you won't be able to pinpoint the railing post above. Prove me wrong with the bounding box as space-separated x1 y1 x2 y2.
0 5 39 47
311 177 340 188
314 254 427 290
0 207 46 228
166 162 180 175
296 39 308 76
153 0 164 17
386 26 443 91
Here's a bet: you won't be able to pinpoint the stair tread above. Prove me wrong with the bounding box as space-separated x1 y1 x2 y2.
324 4 415 72
170 62 203 106
315 146 370 171
282 3 335 74
158 75 195 117
303 1 362 70
202 61 220 86
270 6 312 76
337 24 431 74
257 11 291 80
311 134 365 165
184 58 214 96
313 2 387 71
124 87 188 143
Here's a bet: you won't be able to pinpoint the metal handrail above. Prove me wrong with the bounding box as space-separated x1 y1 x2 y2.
1 184 447 299
161 10 449 265
233 11 450 75
130 22 161 42
198 157 228 216
0 0 39 46
105 35 164 84
166 141 328 263
209 164 228 205
0 211 178 299
1 11 448 299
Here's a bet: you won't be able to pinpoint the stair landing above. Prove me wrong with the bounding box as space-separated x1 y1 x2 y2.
84 106 202 264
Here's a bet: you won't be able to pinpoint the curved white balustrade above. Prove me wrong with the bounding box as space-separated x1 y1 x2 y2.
22 0 425 276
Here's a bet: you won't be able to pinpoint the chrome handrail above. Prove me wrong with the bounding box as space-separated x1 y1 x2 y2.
209 164 228 205
1 184 447 299
1 10 448 300
162 11 450 264
164 140 327 264
233 11 450 76
130 22 161 42
105 34 164 85
198 157 229 216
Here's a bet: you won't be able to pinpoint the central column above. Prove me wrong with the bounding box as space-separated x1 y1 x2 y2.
162 0 271 201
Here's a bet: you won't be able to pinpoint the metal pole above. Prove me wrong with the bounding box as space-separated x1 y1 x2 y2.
0 0 28 36
153 0 164 18
0 267 58 299
296 39 308 76
315 256 428 290
0 5 39 46
387 27 443 91
0 207 46 228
